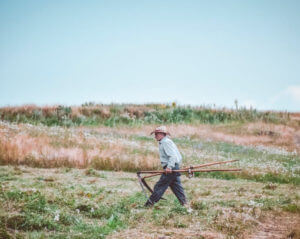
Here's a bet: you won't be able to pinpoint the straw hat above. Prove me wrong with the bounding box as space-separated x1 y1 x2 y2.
150 125 171 135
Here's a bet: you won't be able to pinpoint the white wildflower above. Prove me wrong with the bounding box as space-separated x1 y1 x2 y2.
76 209 80 214
248 200 263 207
54 211 60 221
187 207 193 213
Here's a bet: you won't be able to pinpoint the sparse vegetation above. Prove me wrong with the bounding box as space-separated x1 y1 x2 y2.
0 103 295 127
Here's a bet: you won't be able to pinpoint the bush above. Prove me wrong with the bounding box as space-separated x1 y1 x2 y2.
0 104 290 127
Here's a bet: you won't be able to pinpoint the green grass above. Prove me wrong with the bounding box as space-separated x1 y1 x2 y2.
171 138 300 185
129 135 153 142
0 187 144 238
195 171 300 185
0 165 299 238
282 204 300 213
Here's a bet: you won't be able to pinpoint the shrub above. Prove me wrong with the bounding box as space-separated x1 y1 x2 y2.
0 104 291 127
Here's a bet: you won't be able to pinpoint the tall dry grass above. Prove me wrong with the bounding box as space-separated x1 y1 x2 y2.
0 122 159 170
0 116 299 173
90 123 299 153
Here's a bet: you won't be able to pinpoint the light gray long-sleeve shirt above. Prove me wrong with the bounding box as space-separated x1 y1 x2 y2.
159 136 182 169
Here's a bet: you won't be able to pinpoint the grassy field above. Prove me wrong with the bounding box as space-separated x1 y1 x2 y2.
0 165 299 239
0 104 299 238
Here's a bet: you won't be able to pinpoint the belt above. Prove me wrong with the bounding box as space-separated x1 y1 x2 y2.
163 163 179 170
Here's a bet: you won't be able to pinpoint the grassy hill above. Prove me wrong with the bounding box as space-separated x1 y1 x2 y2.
0 103 297 127
0 104 299 238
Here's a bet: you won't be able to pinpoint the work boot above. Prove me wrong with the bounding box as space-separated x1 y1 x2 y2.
183 202 193 213
144 200 153 208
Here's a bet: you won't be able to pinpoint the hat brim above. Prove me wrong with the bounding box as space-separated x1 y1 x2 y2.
150 130 171 136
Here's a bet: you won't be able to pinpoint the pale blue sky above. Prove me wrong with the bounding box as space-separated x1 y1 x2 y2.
0 0 299 111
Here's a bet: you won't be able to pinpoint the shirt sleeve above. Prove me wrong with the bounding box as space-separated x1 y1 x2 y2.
163 140 178 169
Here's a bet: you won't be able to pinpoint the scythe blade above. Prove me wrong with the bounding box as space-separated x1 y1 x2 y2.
137 173 149 199
137 172 166 200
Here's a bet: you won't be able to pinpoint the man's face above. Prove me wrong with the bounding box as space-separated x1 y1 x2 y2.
154 132 165 141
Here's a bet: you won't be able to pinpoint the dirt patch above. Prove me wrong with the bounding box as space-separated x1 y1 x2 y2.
108 211 300 239
247 212 300 239
108 226 225 239
293 130 300 150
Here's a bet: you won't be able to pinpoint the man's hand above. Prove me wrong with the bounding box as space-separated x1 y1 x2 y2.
165 167 172 174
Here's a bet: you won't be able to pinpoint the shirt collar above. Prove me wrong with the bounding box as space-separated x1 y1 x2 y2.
159 136 167 144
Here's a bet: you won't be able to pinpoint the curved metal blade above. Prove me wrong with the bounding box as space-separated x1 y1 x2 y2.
137 173 149 199
137 173 166 200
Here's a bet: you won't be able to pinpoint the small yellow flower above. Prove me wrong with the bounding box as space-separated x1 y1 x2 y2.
86 193 92 198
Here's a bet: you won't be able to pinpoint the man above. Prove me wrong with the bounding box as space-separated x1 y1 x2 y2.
144 125 187 207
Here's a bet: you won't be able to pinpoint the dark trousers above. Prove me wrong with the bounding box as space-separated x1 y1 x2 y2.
145 164 186 206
